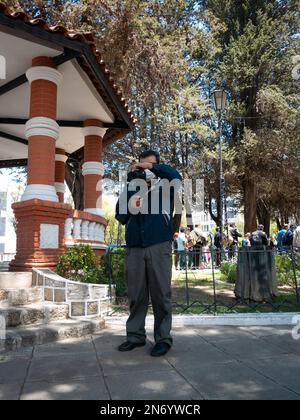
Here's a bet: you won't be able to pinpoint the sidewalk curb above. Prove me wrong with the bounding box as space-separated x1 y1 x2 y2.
105 312 300 327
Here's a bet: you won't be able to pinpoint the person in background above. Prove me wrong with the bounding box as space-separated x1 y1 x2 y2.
242 233 251 249
177 227 186 270
185 227 194 270
293 225 300 253
173 232 179 270
228 223 242 260
214 227 222 267
282 224 296 250
277 224 288 252
192 225 207 269
202 244 211 267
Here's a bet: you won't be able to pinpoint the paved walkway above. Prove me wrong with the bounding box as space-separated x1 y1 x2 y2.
0 324 300 400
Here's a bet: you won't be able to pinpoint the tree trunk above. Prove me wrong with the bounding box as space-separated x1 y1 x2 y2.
257 198 271 236
65 161 84 210
243 176 257 233
208 195 220 227
275 216 281 231
173 213 182 234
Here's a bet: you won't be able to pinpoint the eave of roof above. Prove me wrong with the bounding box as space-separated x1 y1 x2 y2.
0 2 136 149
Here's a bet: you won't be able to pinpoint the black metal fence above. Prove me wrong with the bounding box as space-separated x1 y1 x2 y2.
106 246 300 315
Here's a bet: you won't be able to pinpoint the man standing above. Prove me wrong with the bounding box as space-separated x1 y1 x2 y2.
228 223 242 260
177 228 187 270
185 228 194 270
277 224 288 252
214 227 222 267
283 224 296 250
115 150 182 357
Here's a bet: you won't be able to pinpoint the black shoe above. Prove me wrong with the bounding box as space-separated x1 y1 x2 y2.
118 341 146 352
150 342 171 357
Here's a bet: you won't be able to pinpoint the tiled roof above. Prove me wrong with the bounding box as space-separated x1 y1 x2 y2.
0 2 136 134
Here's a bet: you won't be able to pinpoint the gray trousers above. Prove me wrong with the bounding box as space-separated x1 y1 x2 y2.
125 241 173 347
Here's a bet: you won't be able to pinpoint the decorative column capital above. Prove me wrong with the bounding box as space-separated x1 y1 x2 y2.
55 154 68 163
25 117 60 140
82 161 104 176
81 126 108 138
26 66 63 86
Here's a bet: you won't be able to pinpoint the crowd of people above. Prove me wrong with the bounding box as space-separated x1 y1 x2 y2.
173 226 211 270
172 222 300 271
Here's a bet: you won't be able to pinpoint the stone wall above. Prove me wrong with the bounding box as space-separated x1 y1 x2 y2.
32 268 115 318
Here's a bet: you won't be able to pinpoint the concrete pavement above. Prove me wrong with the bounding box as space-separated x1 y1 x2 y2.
0 324 300 400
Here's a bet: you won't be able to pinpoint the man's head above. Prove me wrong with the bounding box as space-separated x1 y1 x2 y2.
180 227 185 233
216 227 220 232
283 224 289 230
139 150 160 164
257 224 264 231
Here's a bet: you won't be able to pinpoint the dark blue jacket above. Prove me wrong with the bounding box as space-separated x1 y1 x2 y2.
115 164 182 248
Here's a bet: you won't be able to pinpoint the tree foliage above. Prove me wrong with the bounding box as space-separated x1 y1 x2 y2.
5 0 300 233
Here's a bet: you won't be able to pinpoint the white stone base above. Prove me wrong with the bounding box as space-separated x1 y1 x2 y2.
105 313 300 327
21 184 58 202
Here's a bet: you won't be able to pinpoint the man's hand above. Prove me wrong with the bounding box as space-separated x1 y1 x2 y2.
132 195 143 209
129 162 154 171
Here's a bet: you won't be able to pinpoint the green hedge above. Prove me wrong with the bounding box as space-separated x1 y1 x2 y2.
275 254 300 287
219 261 237 284
56 245 103 284
56 245 127 297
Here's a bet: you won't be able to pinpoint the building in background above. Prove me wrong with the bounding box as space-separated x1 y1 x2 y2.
192 197 241 232
0 174 17 257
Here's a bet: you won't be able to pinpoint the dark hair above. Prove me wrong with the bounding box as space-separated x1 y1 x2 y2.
139 149 160 163
180 227 185 233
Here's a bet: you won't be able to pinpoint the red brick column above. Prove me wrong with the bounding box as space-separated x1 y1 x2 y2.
22 56 62 202
9 57 72 272
55 148 67 203
82 119 107 216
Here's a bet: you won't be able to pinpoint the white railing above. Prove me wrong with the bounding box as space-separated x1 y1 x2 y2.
64 210 106 249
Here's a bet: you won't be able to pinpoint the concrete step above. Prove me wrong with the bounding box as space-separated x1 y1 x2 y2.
1 318 105 351
0 303 69 327
0 262 9 272
0 287 43 305
0 272 32 289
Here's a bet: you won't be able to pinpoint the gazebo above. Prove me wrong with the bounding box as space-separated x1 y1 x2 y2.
0 3 134 271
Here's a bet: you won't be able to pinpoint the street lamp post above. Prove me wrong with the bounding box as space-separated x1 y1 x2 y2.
211 89 227 247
